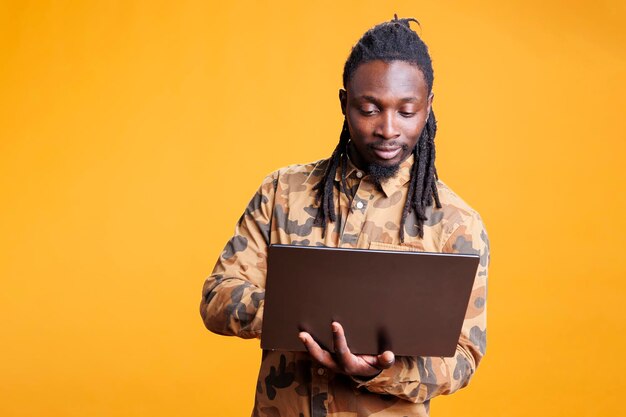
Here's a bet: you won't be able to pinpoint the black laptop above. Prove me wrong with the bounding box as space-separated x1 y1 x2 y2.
260 244 480 357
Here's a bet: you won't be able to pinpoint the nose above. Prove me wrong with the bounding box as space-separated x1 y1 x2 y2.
375 110 401 140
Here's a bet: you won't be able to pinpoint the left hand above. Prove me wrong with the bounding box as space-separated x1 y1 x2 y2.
299 321 395 378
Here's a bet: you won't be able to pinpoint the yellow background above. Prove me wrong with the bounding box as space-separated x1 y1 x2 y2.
1 1 625 416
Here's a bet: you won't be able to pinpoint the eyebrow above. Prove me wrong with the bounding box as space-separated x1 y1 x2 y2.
356 95 420 104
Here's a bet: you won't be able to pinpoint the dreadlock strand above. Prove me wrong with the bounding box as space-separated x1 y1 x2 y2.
432 181 442 208
421 118 437 207
413 129 430 213
340 151 353 203
314 119 350 235
425 112 442 209
313 144 340 229
399 145 420 242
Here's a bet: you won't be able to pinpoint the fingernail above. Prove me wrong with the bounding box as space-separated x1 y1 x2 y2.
331 322 339 332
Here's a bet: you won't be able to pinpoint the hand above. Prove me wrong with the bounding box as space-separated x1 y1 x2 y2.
299 321 395 378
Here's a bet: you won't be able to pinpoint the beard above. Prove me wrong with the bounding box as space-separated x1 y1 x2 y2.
366 162 401 186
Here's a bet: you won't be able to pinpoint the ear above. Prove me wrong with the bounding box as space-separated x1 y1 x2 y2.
339 89 347 116
426 91 434 120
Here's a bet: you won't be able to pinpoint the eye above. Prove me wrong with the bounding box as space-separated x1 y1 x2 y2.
359 106 379 116
399 111 417 118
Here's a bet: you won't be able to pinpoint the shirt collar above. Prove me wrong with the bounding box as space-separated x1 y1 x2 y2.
334 152 414 197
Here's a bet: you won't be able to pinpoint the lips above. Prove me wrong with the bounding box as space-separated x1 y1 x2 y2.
372 146 403 160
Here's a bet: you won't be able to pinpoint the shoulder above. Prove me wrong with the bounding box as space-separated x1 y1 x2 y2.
435 179 481 219
262 158 329 189
434 179 488 239
271 158 328 177
435 180 490 267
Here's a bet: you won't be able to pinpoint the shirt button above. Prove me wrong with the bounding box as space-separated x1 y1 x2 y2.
356 201 364 210
356 171 363 179
317 368 325 376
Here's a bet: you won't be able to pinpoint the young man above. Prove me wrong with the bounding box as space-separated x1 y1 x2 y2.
200 16 490 417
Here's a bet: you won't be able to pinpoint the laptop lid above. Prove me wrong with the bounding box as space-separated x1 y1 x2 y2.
261 244 479 357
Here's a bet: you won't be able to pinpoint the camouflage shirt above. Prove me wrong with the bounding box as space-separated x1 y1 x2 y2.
199 154 490 417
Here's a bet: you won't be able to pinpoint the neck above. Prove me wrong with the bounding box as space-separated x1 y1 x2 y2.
345 141 360 169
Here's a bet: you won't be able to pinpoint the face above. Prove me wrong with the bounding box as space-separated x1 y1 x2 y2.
340 60 433 172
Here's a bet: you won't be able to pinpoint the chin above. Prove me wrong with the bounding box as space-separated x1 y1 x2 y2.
366 160 401 182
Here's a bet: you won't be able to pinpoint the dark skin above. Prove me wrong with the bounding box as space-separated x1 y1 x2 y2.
342 60 433 170
299 60 434 378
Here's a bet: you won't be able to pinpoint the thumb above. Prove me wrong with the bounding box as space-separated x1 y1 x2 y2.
376 351 395 369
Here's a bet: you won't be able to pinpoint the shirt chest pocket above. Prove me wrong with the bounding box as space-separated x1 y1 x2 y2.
368 241 426 252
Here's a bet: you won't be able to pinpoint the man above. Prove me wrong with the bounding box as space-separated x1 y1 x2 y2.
200 15 490 417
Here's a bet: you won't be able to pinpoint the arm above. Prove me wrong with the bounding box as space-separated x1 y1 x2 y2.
199 172 278 339
354 213 490 403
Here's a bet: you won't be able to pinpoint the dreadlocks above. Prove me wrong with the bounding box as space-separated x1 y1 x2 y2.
314 15 442 242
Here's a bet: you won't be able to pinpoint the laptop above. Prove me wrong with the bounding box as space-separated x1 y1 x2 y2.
261 244 480 357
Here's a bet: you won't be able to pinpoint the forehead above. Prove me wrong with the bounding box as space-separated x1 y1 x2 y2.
347 60 428 99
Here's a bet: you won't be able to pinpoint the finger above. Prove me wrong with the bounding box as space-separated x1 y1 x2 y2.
360 355 379 368
331 322 355 367
376 350 395 369
299 332 340 372
333 321 370 375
